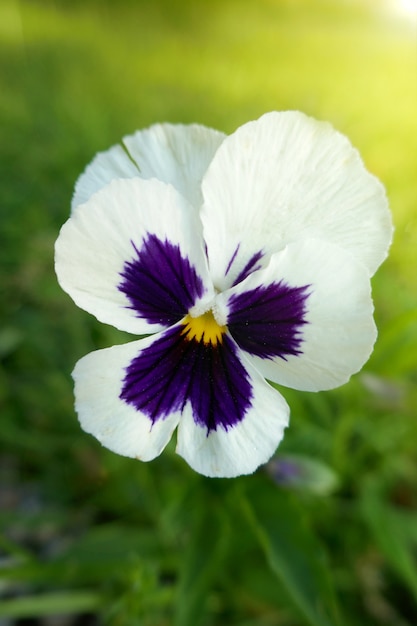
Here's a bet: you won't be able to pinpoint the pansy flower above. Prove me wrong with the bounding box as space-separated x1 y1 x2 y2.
55 111 392 477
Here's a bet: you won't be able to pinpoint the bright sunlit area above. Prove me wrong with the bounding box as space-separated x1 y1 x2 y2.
374 0 417 21
1 0 416 625
396 0 417 17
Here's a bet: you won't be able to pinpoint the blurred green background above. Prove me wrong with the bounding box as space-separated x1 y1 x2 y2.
1 0 417 624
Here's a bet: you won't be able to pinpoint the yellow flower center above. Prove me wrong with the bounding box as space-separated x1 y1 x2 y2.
181 311 226 345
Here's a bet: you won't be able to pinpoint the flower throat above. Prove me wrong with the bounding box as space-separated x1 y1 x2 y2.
181 311 226 345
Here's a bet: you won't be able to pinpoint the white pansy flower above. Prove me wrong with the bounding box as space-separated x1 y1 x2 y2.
55 111 392 478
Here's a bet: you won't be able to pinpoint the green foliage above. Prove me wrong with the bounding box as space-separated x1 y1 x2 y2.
241 477 342 626
1 0 417 624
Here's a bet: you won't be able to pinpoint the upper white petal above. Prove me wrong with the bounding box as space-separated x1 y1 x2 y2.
56 177 214 335
216 238 377 392
201 111 393 289
73 339 180 461
176 349 289 478
72 123 225 210
72 144 140 211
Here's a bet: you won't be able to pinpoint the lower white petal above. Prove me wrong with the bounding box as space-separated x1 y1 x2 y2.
176 350 289 478
73 339 180 461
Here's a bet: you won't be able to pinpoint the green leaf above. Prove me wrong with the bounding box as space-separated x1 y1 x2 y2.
240 476 342 626
1 524 164 588
360 479 417 598
173 485 229 626
0 591 101 618
0 326 23 357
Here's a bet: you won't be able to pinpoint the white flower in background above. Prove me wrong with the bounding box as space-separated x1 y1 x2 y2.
55 111 392 477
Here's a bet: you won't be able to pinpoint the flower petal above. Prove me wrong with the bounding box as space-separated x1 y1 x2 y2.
215 238 377 392
72 144 140 211
73 339 180 461
201 111 392 289
74 325 289 476
56 177 214 335
120 324 253 434
72 123 225 210
176 349 289 478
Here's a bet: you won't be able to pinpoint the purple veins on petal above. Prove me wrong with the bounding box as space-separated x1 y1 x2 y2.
225 244 240 276
227 281 311 360
118 234 205 327
232 250 264 286
120 325 253 433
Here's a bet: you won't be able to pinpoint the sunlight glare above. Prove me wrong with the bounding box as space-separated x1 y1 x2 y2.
398 0 417 18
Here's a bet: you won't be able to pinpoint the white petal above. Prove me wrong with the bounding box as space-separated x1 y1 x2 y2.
124 123 226 208
73 123 225 210
56 177 214 335
73 339 180 461
216 238 377 392
201 111 392 289
72 144 140 210
176 350 289 478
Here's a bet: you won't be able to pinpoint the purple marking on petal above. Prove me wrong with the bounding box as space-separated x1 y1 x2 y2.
233 250 264 286
227 281 310 360
120 326 253 433
119 234 205 327
225 244 240 276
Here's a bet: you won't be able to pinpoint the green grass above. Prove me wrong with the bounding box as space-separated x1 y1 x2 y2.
1 0 417 624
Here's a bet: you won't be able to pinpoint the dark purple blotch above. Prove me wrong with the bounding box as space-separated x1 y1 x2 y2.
120 325 253 433
118 234 204 327
227 281 310 360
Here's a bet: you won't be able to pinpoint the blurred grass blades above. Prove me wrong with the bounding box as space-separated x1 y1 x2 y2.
360 479 417 602
174 495 230 626
0 591 101 619
240 477 343 626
